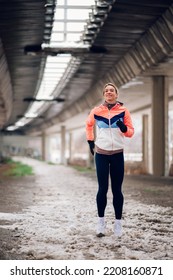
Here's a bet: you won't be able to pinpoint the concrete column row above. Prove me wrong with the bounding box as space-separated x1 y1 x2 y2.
41 74 170 177
152 76 169 176
141 76 169 176
41 125 91 166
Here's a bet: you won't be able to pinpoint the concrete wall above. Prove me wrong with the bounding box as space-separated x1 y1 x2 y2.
0 135 42 159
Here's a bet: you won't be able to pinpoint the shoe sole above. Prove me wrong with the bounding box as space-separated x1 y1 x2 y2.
96 232 105 237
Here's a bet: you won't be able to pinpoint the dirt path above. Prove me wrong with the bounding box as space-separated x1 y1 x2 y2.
0 157 173 260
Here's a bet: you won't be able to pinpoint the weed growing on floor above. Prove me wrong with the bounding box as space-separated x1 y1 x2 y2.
72 165 94 173
2 158 34 177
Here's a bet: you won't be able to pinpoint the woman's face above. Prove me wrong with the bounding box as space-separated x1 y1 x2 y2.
103 85 118 104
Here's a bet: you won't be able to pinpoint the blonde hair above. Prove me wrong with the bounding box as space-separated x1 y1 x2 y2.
103 82 118 94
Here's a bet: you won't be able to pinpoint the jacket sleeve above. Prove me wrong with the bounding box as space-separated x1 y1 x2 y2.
85 108 96 141
123 108 134 138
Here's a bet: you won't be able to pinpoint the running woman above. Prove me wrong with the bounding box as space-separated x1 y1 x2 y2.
86 82 134 237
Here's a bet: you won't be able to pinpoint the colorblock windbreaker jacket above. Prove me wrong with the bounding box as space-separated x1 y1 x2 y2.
86 102 134 151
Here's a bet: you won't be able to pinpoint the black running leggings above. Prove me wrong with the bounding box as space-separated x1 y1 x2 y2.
95 152 124 219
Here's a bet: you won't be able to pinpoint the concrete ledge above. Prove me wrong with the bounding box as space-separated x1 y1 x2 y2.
0 39 13 128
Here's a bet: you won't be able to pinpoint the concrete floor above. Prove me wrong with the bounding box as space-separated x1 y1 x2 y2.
0 157 173 260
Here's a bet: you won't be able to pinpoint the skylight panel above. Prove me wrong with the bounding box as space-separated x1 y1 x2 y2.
66 22 85 32
52 22 64 32
10 1 96 130
27 102 45 115
54 9 64 20
44 68 65 73
67 9 91 20
58 0 65 5
47 55 71 63
67 0 94 5
66 33 82 42
51 33 64 42
45 64 67 69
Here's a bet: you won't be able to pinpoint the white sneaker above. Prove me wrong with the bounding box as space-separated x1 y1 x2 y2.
114 219 122 237
96 218 105 237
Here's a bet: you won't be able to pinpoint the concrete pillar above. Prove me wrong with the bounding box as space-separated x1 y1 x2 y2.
41 132 46 161
0 134 3 160
68 131 72 164
46 136 51 162
60 125 66 165
41 132 51 162
142 114 149 173
152 76 169 176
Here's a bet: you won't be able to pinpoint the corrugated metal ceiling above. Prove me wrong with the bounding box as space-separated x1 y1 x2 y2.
0 0 173 134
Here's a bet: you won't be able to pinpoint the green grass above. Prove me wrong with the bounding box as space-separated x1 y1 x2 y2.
3 158 34 177
142 187 164 196
47 161 56 165
72 165 93 173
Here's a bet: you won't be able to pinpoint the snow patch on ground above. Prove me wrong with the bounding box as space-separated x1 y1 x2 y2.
0 157 173 260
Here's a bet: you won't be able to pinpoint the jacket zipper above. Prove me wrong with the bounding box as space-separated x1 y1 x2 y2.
108 109 114 150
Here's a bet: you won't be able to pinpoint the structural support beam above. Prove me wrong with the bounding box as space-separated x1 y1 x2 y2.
142 114 149 173
60 125 66 165
0 40 13 127
68 131 72 164
152 76 169 176
41 132 46 161
0 135 3 158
